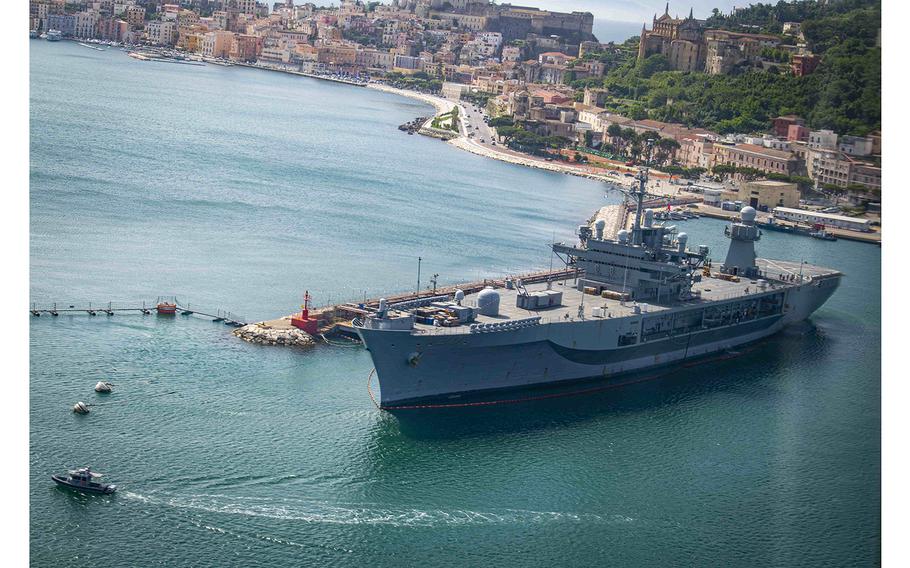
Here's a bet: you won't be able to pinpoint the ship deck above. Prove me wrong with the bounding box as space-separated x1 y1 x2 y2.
409 258 840 335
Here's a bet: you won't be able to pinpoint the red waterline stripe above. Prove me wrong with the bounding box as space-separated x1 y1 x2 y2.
366 345 759 411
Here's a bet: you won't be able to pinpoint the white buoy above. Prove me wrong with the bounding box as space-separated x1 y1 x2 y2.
73 402 90 414
94 381 113 393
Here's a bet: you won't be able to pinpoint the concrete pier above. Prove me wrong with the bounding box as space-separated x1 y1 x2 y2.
589 204 628 240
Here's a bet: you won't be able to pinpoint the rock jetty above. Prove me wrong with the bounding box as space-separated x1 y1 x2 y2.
233 323 316 347
398 116 428 134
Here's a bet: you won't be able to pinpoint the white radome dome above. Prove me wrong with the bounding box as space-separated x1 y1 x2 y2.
740 206 757 222
477 287 500 316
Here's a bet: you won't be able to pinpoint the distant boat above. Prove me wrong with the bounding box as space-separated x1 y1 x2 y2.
156 302 177 315
46 30 62 42
30 30 38 39
809 229 837 241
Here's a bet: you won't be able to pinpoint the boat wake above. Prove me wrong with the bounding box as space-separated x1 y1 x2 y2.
122 491 619 527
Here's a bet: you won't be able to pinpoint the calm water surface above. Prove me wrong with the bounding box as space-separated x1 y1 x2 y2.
30 41 880 567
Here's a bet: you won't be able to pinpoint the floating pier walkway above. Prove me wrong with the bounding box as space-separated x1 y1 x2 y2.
29 298 248 326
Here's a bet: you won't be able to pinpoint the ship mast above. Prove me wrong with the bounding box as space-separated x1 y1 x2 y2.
630 139 654 246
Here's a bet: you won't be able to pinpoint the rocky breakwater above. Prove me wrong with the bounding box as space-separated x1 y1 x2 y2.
233 322 316 347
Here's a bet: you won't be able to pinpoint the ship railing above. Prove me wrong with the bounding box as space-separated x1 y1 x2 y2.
469 316 541 333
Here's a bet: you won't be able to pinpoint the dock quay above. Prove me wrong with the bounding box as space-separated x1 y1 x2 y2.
590 203 629 240
29 299 247 326
233 266 580 347
690 203 881 244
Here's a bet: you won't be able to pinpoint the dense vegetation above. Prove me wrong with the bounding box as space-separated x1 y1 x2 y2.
601 124 681 166
570 0 880 136
495 124 570 153
704 0 877 40
384 71 442 93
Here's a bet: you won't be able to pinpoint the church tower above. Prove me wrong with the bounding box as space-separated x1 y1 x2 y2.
638 22 648 59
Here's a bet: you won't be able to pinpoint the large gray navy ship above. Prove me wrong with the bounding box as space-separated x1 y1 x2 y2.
354 167 842 409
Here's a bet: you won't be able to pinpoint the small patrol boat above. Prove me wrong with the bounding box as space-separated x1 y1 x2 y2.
809 224 837 241
52 467 117 494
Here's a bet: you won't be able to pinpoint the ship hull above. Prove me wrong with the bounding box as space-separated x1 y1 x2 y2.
358 277 840 408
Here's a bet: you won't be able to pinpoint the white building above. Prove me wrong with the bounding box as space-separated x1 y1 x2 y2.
772 207 873 232
502 45 522 62
702 187 724 205
808 129 838 150
146 20 178 45
441 81 472 100
838 135 874 157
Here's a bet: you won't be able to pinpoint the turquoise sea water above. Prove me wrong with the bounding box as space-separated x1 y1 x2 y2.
30 40 880 566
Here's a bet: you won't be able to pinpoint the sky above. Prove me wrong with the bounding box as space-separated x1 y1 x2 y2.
503 1 742 25
502 1 744 42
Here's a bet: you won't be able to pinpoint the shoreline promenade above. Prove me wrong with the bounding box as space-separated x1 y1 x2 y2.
367 83 615 183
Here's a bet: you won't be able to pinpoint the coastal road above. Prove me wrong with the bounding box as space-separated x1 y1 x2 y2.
453 102 602 176
457 102 496 146
453 101 691 201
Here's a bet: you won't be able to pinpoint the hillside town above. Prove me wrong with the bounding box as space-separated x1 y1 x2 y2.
29 0 881 225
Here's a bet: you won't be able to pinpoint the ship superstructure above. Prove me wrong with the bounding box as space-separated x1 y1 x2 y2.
354 165 842 408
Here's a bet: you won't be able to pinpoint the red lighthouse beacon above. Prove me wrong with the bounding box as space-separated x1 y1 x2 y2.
291 290 319 335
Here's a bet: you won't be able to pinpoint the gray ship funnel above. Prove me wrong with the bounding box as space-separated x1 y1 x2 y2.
721 207 761 277
643 209 654 228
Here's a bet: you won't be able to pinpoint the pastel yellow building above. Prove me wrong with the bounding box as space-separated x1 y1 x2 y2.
721 180 800 210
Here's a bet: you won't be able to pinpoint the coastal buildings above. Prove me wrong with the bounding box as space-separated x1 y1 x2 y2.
27 0 880 199
772 207 874 232
147 20 178 46
637 3 815 77
722 180 801 210
202 30 235 58
638 6 706 73
712 143 798 175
